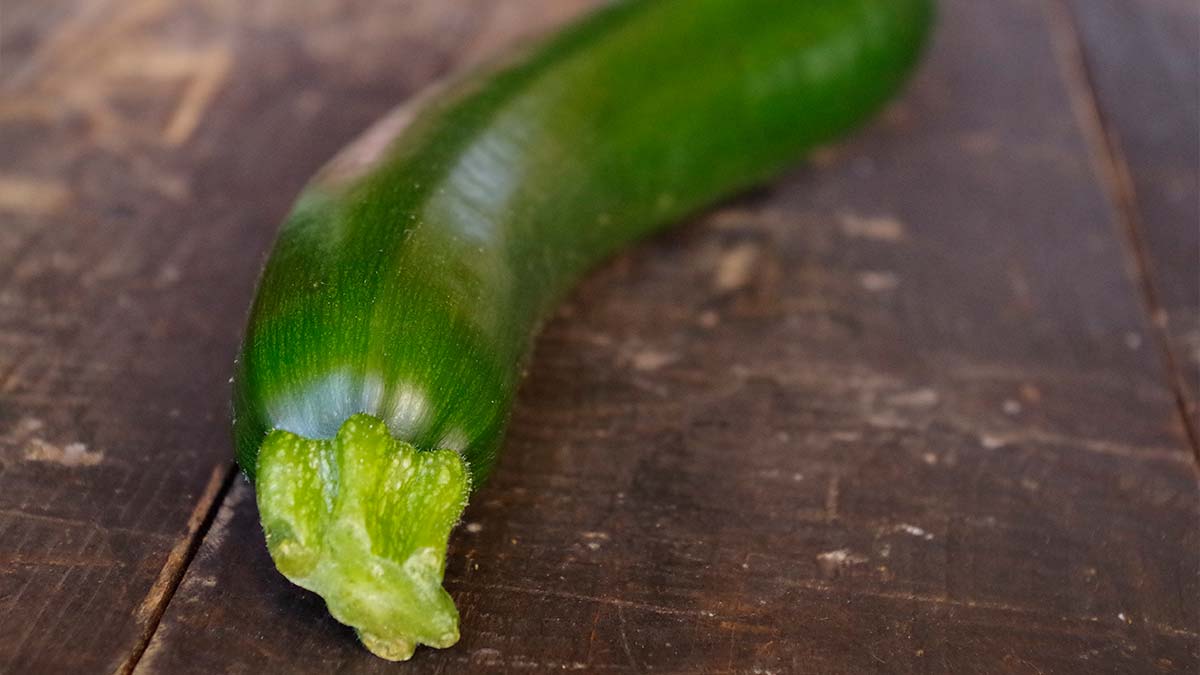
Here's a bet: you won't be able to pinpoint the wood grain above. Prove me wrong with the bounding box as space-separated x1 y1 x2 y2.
1064 0 1200 431
2 0 1196 673
131 0 1196 673
0 0 594 672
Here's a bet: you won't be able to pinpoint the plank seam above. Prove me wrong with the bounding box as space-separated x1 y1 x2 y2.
1044 0 1200 468
111 462 237 675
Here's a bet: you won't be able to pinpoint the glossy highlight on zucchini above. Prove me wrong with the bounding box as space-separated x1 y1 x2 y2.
233 0 933 660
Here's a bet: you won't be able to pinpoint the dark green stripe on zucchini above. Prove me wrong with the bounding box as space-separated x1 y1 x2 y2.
233 0 932 660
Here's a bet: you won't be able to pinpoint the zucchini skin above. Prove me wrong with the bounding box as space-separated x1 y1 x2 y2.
233 0 933 483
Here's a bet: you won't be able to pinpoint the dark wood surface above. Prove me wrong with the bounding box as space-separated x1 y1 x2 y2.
1065 0 1200 434
0 1 1196 673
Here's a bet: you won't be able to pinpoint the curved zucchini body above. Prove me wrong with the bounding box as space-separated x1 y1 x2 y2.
234 0 932 660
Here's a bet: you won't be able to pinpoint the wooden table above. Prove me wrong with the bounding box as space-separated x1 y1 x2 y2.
2 1 1196 672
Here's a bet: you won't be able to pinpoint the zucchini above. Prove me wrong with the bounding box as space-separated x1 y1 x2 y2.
233 0 932 660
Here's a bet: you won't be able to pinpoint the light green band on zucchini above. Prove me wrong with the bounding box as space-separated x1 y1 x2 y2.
256 413 471 661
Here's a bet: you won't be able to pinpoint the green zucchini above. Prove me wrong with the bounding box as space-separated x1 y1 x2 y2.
233 0 932 660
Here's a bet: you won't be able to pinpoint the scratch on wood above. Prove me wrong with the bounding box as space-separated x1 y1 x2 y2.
9 563 74 663
585 606 602 665
0 552 116 569
782 576 1200 640
862 405 1191 464
449 581 723 620
1150 621 1200 640
615 604 641 674
0 508 172 542
948 419 1192 464
162 46 232 146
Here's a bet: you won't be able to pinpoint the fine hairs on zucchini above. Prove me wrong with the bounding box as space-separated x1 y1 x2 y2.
233 0 933 660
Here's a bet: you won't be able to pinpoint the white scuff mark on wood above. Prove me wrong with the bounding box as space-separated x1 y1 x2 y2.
838 212 907 241
816 549 868 579
887 388 940 408
980 435 1006 449
891 523 935 541
582 531 608 551
714 242 760 291
24 439 104 467
0 176 72 214
631 349 678 372
860 271 900 292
